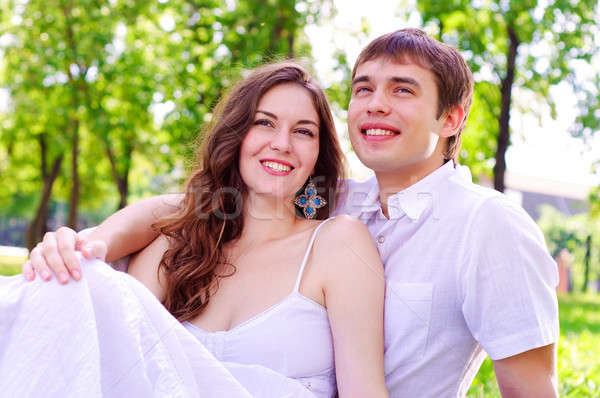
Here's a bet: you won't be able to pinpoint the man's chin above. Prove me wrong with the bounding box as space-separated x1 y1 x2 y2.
356 156 404 175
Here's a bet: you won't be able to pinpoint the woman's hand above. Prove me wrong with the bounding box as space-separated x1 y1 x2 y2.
22 227 107 284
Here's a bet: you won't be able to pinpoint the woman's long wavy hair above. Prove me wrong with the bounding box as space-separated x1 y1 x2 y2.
155 61 345 322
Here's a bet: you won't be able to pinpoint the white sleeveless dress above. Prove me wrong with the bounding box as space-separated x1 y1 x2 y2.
0 219 336 397
184 218 337 397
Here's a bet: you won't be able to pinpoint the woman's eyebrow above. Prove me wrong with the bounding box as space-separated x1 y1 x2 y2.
296 119 319 127
256 110 277 119
257 110 318 127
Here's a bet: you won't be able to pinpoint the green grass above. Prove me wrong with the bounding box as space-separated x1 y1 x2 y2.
468 293 600 397
0 254 24 276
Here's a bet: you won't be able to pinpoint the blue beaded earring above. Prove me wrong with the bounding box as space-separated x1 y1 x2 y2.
294 178 327 219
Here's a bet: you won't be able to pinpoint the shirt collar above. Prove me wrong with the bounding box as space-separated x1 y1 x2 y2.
350 161 470 222
345 178 381 218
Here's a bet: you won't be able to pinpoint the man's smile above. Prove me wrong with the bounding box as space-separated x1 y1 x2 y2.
360 122 400 142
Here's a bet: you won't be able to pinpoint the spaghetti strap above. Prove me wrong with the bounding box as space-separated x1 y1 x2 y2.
292 217 335 293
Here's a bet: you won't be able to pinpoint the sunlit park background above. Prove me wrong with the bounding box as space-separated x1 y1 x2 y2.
1 0 600 395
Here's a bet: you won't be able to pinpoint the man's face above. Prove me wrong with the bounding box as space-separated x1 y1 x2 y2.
348 57 448 176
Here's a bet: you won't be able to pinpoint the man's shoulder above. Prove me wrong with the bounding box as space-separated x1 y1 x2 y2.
444 170 527 218
445 169 502 204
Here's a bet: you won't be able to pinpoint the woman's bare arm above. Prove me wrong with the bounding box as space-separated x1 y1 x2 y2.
92 194 182 263
317 215 388 398
23 194 182 283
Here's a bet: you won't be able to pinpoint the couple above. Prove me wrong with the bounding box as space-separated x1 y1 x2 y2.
14 28 559 397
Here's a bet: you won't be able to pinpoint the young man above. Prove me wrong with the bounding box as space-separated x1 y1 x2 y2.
25 28 559 397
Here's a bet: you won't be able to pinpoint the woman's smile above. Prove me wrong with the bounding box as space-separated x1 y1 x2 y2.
260 159 295 175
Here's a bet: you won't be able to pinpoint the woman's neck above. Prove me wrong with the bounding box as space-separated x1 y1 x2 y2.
239 193 300 245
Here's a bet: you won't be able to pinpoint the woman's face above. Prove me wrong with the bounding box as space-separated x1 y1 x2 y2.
239 83 320 202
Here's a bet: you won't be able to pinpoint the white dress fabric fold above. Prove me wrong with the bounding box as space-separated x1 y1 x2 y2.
0 257 316 398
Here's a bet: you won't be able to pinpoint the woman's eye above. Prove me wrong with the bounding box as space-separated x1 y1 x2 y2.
254 119 273 127
295 129 315 137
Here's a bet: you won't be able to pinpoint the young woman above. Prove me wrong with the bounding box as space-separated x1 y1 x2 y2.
7 62 387 397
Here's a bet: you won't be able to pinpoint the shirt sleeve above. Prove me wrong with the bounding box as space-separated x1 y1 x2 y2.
461 196 559 360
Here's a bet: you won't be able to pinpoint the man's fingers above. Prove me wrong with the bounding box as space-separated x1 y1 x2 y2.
29 243 52 282
41 232 71 284
22 260 35 281
55 227 81 280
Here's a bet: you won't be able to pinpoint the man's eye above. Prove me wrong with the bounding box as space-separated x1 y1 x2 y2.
395 87 412 94
353 86 371 94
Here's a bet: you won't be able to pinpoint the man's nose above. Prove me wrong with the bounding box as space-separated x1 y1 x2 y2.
366 90 391 115
270 129 292 152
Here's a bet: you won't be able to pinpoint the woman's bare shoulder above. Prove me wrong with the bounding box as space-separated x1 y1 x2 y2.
128 234 171 301
316 215 381 271
320 215 372 243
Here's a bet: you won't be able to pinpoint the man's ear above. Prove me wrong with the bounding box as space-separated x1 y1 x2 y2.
439 105 465 138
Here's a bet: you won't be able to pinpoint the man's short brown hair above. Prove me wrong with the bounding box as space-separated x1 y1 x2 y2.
352 28 474 161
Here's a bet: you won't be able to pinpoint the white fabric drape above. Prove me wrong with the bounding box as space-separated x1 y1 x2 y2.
0 257 315 398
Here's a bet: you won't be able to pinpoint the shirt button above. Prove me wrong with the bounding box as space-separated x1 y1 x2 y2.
377 235 385 244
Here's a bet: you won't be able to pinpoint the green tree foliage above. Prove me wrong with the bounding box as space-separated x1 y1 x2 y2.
0 0 332 247
415 0 600 191
157 0 333 163
537 205 600 293
590 185 600 219
0 0 157 248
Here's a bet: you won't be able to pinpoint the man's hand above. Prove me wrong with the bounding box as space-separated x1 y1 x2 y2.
493 343 558 398
22 226 107 284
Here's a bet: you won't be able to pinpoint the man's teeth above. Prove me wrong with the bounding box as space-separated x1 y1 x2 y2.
262 161 292 172
365 128 396 136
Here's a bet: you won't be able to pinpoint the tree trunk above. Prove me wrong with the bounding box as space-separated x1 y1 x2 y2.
67 119 79 228
25 141 63 250
493 25 519 192
117 177 128 210
63 0 82 229
287 30 294 58
582 234 592 292
105 145 130 210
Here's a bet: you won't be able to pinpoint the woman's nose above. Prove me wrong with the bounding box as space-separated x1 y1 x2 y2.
269 129 291 152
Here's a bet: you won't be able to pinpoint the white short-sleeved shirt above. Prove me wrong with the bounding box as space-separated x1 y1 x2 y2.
335 161 559 397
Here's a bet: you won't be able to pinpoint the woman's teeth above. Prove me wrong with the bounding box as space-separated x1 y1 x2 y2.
262 161 292 172
365 128 396 136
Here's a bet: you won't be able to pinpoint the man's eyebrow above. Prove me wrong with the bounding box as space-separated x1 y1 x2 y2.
351 75 421 89
256 110 318 127
390 76 421 88
351 75 370 86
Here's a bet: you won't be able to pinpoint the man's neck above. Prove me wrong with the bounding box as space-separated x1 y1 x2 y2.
376 157 446 218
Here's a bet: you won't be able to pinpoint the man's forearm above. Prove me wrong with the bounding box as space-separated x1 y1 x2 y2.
493 344 558 398
89 194 183 263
